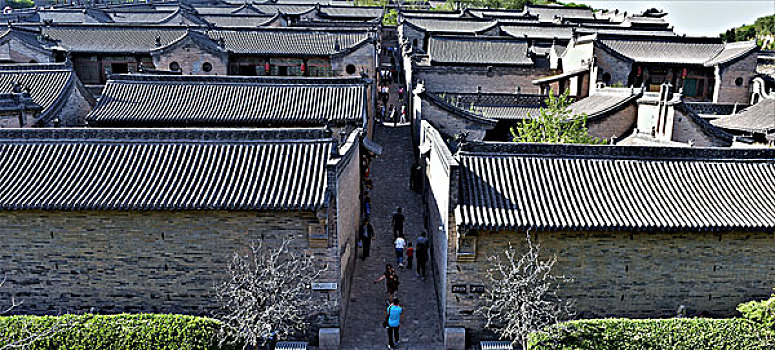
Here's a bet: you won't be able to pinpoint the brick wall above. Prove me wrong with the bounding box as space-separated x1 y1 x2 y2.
152 40 228 75
415 66 553 94
587 102 637 140
399 24 425 52
55 82 95 126
0 210 341 329
420 122 458 328
334 132 362 328
331 42 376 80
670 109 727 147
332 43 376 133
715 52 758 104
0 38 52 63
443 228 775 335
594 47 632 87
419 95 492 141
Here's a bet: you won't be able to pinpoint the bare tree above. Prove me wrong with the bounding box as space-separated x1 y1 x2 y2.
214 239 328 349
0 276 79 350
477 233 575 350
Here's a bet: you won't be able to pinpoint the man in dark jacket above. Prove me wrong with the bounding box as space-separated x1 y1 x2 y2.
359 218 375 260
416 231 429 279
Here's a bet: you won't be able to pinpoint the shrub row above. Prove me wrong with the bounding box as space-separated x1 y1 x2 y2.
738 294 775 330
528 318 775 350
0 314 238 350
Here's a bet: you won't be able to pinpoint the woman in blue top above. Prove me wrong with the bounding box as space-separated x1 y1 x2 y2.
385 298 403 349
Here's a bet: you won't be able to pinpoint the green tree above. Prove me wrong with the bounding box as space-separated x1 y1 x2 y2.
511 90 606 144
383 9 398 26
5 0 34 9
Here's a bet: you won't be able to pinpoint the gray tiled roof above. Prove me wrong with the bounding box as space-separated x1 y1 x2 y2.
500 25 573 40
206 29 370 55
525 4 594 21
428 36 532 65
427 92 547 120
108 11 177 23
467 8 532 19
254 4 315 15
457 143 775 231
192 5 244 15
567 89 641 120
597 36 738 65
401 10 462 18
576 27 676 37
624 15 669 27
38 11 102 24
202 14 277 27
0 64 80 122
43 26 186 53
318 6 383 19
87 75 366 127
704 41 759 66
475 105 542 120
403 17 496 33
711 98 775 134
0 128 333 211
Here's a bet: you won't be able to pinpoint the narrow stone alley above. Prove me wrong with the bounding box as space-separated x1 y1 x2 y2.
340 123 443 350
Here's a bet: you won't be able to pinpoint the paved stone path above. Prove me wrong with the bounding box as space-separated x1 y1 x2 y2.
340 124 443 350
340 35 442 350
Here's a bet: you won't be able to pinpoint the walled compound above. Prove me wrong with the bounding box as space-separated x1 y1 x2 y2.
0 127 362 345
0 1 772 349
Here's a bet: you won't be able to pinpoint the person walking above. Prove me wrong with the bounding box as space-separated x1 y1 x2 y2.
400 105 406 124
394 235 406 268
391 207 405 239
374 264 399 301
416 231 429 280
385 298 403 350
359 218 375 260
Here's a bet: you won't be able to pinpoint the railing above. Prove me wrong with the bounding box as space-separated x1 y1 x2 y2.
275 341 307 350
480 340 513 350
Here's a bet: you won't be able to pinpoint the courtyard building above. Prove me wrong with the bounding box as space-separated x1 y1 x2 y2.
420 120 775 346
86 74 374 136
0 127 363 346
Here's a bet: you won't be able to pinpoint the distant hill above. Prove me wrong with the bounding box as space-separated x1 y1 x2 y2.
720 14 775 50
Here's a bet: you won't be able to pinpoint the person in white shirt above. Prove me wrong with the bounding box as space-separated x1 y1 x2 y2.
394 235 406 268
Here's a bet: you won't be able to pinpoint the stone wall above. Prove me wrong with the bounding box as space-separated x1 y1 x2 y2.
587 102 637 140
415 66 553 94
0 38 52 63
152 40 228 75
715 52 758 104
399 23 425 52
334 131 362 329
418 94 492 141
443 228 775 336
420 121 458 328
331 42 376 80
55 80 96 126
594 47 632 87
670 109 728 147
0 210 341 329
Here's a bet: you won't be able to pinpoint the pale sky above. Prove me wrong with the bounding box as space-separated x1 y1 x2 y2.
574 0 775 37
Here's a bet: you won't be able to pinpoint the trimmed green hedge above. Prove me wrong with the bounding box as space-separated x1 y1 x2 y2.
529 318 775 350
0 314 236 350
738 295 775 330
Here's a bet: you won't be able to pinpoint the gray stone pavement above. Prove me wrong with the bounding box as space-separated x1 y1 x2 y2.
340 124 443 350
340 37 441 350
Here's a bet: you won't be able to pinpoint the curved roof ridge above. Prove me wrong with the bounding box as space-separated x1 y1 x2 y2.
422 91 497 125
